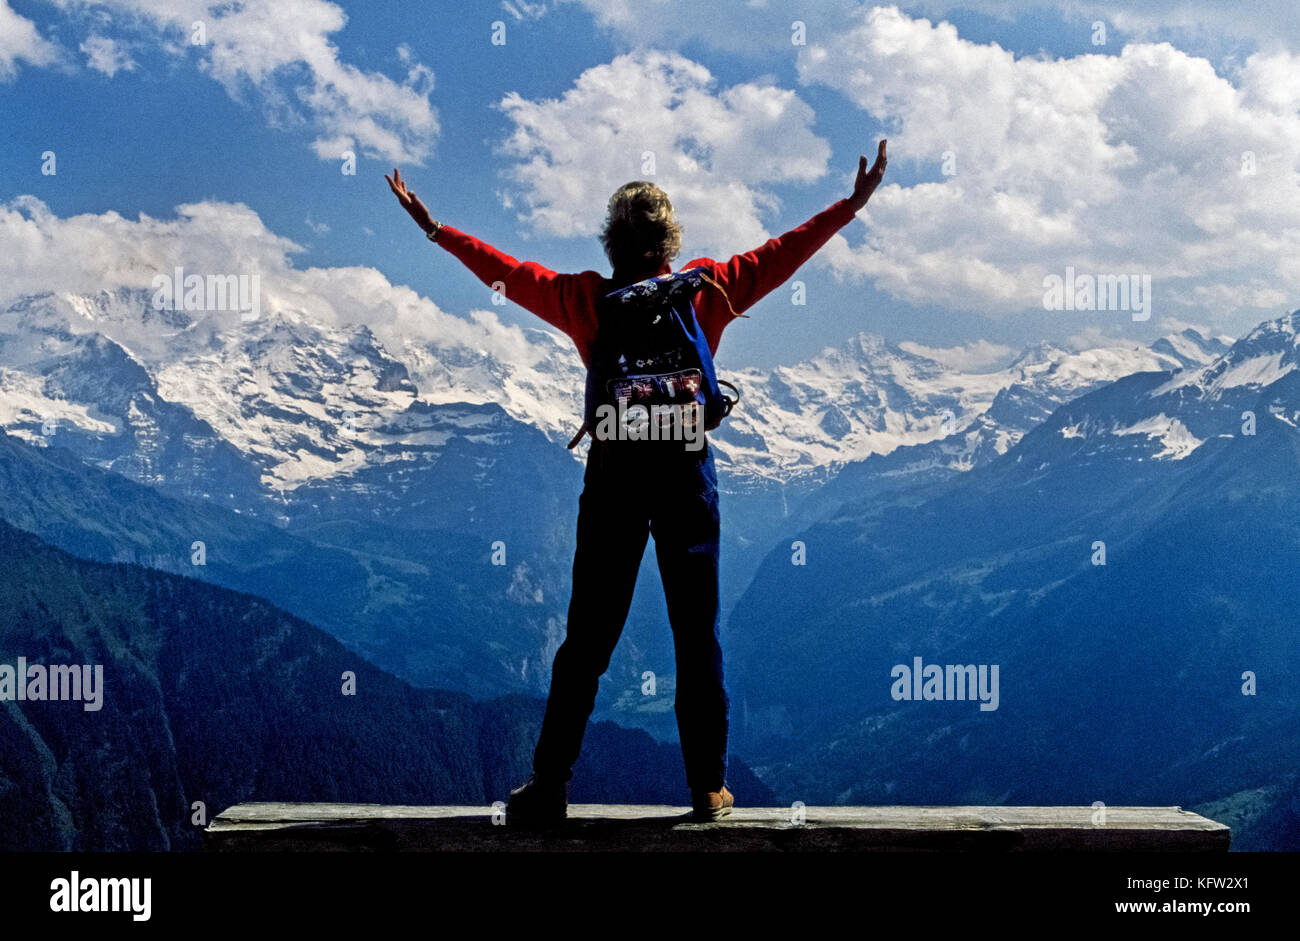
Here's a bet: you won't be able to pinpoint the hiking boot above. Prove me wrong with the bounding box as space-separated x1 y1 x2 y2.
506 774 567 824
691 785 734 821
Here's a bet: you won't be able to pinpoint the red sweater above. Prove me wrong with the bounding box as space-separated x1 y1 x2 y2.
436 198 859 366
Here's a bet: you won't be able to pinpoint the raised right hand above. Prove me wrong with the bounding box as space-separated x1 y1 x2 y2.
848 140 888 212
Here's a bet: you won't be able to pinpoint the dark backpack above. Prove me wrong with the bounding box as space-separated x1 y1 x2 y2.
567 266 738 450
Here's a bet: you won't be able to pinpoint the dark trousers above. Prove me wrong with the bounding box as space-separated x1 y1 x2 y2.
533 441 728 794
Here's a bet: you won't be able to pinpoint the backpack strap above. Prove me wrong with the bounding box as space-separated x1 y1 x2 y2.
566 422 588 450
698 271 747 319
717 379 740 418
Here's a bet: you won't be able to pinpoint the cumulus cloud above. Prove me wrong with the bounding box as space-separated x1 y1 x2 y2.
0 195 596 445
796 6 1300 320
550 0 1300 56
49 0 438 163
898 338 1015 371
495 50 832 256
0 195 558 372
910 0 1300 53
0 195 299 306
0 1 60 80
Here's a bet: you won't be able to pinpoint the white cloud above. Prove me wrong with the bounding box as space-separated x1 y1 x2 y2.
495 50 831 257
898 338 1014 371
796 6 1300 320
553 0 1300 56
80 35 135 76
502 1 550 21
49 0 438 163
909 1 1300 53
0 1 60 80
0 195 597 446
0 195 554 375
0 196 299 307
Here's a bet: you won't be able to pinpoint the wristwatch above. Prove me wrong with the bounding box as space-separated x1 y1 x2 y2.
425 220 443 242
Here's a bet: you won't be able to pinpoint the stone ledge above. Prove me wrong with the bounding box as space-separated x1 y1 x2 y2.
204 803 1230 852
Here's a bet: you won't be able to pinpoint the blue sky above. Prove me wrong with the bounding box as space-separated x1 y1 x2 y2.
2 1 1298 370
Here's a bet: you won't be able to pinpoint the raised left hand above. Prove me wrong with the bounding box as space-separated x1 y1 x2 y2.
848 140 888 211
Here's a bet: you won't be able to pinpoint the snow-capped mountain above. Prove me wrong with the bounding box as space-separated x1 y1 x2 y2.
0 288 585 517
713 327 1231 489
1032 311 1300 467
1153 314 1300 406
0 287 1233 505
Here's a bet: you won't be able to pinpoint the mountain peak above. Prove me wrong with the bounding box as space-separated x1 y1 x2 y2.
1239 309 1300 345
1148 309 1300 402
1010 340 1068 369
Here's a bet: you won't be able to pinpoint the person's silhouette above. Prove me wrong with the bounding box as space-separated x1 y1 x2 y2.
386 140 887 821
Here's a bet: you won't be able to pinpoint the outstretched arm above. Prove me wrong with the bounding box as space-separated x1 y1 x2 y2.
384 168 584 337
703 140 887 320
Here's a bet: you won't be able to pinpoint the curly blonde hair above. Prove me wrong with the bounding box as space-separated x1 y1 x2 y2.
600 181 682 272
